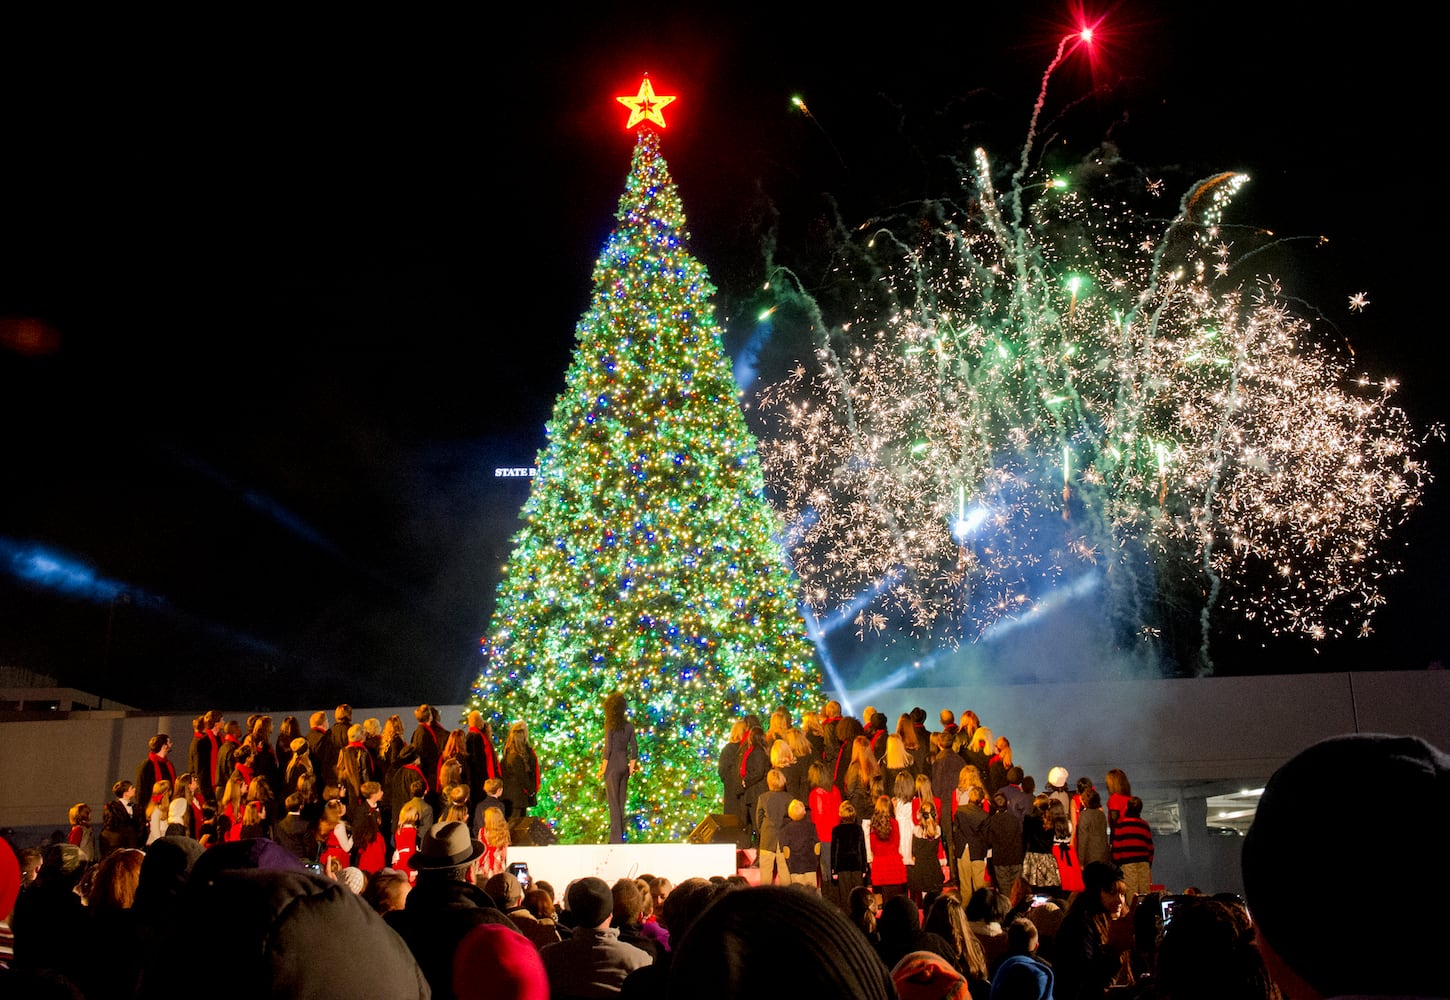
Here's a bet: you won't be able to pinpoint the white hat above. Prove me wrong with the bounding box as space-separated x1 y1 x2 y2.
339 866 366 894
1047 766 1069 788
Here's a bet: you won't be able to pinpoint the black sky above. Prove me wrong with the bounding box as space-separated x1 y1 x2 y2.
1 6 1443 710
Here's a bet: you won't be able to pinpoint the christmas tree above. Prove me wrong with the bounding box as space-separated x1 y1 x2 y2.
468 76 823 845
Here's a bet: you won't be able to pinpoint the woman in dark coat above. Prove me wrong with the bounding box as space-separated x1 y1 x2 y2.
716 720 745 818
738 725 770 849
500 721 540 822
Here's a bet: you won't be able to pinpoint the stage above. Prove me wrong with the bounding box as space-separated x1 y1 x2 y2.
508 842 745 892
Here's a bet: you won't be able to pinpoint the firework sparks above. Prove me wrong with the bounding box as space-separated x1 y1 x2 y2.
754 52 1437 674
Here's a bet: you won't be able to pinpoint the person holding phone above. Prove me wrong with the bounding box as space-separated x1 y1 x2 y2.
597 691 639 843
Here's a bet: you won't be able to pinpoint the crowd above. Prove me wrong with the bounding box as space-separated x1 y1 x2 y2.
0 698 1444 999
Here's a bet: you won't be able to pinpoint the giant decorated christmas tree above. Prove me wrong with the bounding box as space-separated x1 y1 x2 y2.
468 76 823 845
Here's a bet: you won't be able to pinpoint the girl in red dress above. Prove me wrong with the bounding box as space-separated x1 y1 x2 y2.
391 800 423 884
316 797 352 872
868 794 908 902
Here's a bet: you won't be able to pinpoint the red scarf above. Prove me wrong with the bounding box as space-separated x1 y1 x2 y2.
738 741 754 782
149 752 176 787
428 721 448 752
469 726 501 779
402 761 428 794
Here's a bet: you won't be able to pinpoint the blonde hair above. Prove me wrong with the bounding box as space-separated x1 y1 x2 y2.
504 722 530 759
788 799 807 821
767 708 791 740
69 802 91 826
398 801 423 827
770 740 795 769
766 768 787 792
884 734 912 770
483 806 510 847
146 781 172 821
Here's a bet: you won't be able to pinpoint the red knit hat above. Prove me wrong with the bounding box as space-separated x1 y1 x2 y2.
0 835 19 921
890 950 971 1000
452 923 548 1000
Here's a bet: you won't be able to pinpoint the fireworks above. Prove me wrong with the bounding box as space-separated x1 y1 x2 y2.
752 41 1437 674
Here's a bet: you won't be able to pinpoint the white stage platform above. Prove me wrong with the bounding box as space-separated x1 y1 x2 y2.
508 842 738 892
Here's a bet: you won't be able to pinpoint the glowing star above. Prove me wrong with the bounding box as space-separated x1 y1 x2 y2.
617 74 676 130
1348 292 1370 312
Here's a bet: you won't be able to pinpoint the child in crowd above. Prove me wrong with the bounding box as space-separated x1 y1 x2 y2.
779 798 821 891
392 800 422 884
807 761 841 889
67 803 96 861
754 768 793 886
827 800 868 909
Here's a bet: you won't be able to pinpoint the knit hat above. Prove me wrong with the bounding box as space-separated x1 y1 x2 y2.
188 835 304 888
178 867 429 998
668 885 895 999
1046 766 1068 789
892 950 971 1000
484 870 524 908
134 836 205 916
452 923 548 1000
0 836 19 921
990 954 1055 1000
339 866 366 894
565 875 614 927
1242 732 1448 998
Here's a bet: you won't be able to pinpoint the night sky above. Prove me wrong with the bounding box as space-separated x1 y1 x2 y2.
2 6 1443 710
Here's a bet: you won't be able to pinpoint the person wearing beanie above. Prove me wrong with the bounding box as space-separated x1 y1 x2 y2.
540 876 651 995
1242 732 1449 999
892 949 973 1000
452 922 548 1000
174 846 428 998
166 796 191 837
990 953 1055 1000
339 866 367 894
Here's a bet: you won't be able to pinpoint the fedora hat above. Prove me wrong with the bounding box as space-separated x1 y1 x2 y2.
410 820 485 870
